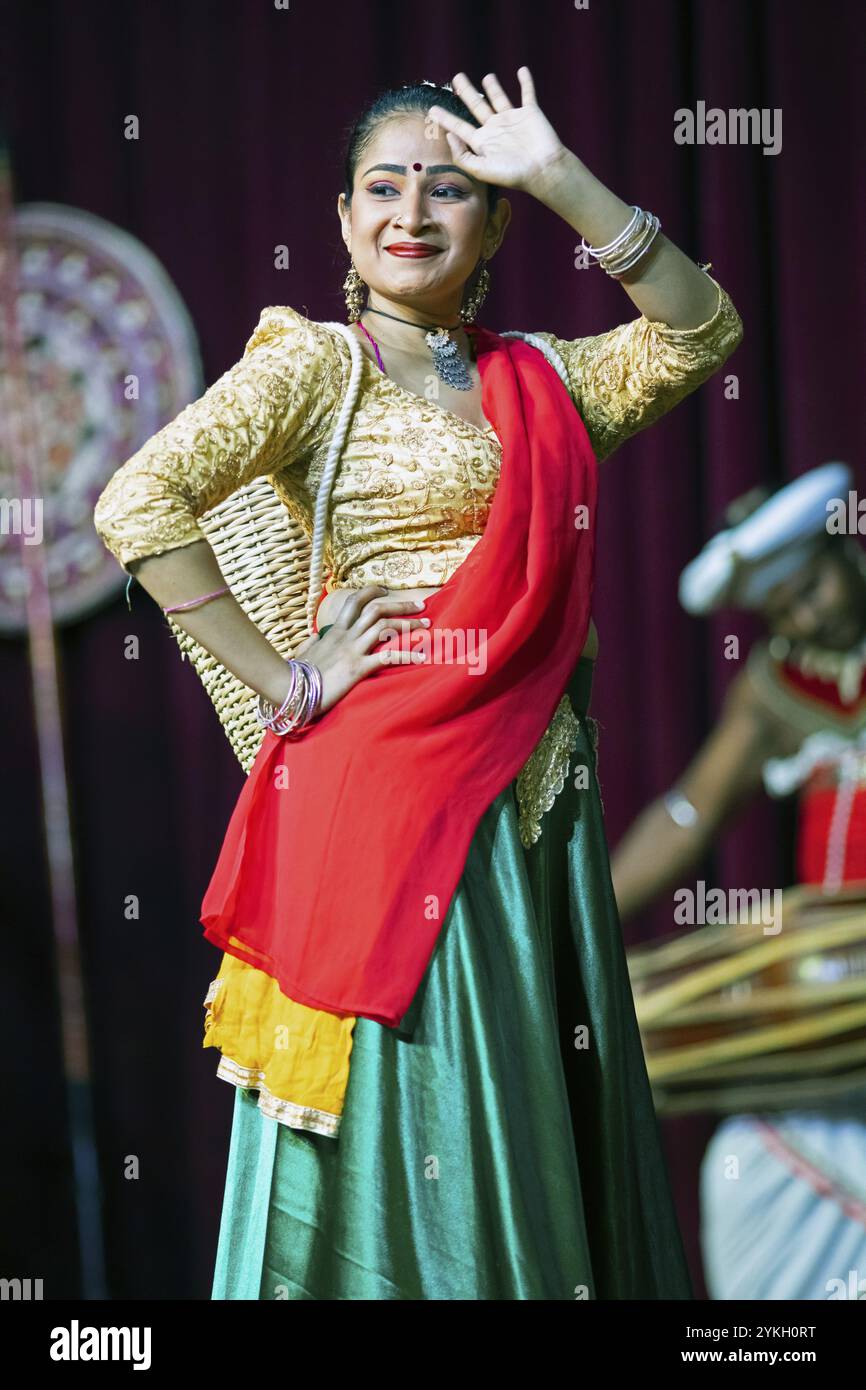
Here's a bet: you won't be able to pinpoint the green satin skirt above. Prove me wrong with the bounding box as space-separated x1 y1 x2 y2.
211 657 692 1300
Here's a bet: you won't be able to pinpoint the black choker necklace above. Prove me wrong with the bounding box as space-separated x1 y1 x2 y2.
362 306 474 390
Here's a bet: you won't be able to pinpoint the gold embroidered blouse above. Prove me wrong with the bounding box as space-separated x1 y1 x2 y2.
93 273 743 590
93 273 744 1139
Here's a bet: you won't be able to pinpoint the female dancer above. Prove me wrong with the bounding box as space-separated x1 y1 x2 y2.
94 69 744 1299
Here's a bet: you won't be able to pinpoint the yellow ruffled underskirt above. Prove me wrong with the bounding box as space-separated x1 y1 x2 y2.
202 943 356 1139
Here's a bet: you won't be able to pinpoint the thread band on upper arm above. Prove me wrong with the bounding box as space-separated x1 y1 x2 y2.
162 585 230 614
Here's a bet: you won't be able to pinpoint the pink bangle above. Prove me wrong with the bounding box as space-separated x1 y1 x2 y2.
162 585 230 615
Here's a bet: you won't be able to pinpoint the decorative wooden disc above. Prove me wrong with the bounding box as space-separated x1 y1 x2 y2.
0 202 202 630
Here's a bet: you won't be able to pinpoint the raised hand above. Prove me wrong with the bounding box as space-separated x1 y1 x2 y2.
427 68 567 195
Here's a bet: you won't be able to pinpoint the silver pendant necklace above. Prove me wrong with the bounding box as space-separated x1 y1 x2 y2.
362 306 474 390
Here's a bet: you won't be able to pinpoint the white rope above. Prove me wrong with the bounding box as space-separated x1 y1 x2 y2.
304 321 366 636
498 330 571 392
822 749 862 893
306 324 571 636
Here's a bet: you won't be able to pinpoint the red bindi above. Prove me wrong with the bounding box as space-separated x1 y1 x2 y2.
412 162 422 171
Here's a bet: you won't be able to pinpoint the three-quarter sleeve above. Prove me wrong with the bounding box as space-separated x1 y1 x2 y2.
93 305 347 574
532 272 743 463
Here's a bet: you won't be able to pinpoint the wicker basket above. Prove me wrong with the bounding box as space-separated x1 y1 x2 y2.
165 476 312 775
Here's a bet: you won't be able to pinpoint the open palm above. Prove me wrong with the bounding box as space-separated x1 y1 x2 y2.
428 68 566 194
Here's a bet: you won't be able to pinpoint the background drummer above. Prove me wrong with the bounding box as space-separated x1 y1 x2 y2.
611 460 866 1301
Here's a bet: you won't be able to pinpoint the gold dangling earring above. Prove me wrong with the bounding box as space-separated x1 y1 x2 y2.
343 260 366 322
458 257 491 324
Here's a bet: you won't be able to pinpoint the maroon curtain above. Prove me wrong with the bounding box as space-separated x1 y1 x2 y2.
2 0 863 1298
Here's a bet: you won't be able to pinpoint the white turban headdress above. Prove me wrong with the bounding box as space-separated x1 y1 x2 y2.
678 462 853 614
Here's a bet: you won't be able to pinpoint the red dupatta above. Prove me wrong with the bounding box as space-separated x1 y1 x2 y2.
200 323 598 1026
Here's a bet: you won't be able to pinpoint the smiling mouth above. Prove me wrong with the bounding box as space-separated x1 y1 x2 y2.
385 244 441 257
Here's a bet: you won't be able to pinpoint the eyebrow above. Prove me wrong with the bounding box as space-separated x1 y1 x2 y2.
361 163 477 181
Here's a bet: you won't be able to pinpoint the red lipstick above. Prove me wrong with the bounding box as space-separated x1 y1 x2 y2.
385 243 441 257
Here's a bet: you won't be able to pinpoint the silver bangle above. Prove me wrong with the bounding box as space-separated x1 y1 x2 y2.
256 659 323 736
581 206 662 279
606 214 661 279
582 205 642 259
662 787 700 828
256 661 298 731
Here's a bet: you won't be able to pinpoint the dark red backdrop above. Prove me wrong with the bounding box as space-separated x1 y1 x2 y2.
1 0 864 1298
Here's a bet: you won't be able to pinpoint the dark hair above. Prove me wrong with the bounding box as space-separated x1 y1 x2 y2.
342 80 500 216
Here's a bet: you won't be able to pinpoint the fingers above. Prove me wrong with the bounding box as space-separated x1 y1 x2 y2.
449 68 534 115
353 614 430 672
349 594 428 638
517 65 538 106
443 129 472 165
318 590 435 686
450 71 496 122
426 102 482 151
329 583 389 629
355 614 431 652
360 644 429 674
479 72 514 113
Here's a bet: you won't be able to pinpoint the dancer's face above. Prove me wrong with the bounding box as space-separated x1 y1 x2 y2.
760 545 866 650
337 114 510 320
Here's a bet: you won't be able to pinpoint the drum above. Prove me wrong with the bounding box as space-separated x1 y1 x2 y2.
626 882 866 1114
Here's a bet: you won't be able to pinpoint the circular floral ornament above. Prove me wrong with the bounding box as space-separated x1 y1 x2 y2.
0 202 202 631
